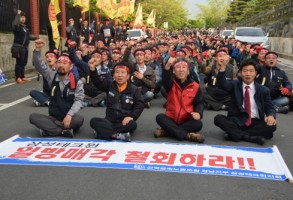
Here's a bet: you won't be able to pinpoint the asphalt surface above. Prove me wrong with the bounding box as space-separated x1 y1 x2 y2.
0 59 293 200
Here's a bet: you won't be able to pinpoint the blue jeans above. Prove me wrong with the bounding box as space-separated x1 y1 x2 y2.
272 96 289 108
30 90 49 105
143 91 154 103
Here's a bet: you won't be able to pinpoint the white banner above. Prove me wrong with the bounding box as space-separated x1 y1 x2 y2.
0 135 292 182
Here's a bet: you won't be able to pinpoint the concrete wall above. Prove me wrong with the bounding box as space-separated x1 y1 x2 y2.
270 37 293 60
0 33 59 78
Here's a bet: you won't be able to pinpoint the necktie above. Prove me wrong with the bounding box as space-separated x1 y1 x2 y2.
244 86 251 126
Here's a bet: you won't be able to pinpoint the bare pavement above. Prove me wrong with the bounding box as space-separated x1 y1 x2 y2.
0 58 293 199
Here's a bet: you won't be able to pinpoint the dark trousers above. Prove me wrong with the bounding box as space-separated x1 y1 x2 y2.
214 114 276 141
90 117 137 140
15 47 28 79
204 92 231 111
156 113 203 140
29 113 84 136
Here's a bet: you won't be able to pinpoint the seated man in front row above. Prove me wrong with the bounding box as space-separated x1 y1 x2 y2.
88 46 145 142
214 59 277 145
29 39 84 137
154 57 205 143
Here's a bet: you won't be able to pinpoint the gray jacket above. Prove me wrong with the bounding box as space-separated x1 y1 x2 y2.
33 50 84 116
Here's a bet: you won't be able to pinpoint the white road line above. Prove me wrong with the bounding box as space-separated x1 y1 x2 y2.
0 96 31 111
0 82 16 89
0 75 39 89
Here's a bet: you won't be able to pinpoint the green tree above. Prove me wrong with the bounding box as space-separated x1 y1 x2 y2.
226 0 291 23
184 19 204 29
196 0 229 29
142 0 188 30
226 0 251 23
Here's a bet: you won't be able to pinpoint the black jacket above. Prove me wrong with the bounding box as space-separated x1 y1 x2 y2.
257 65 292 99
90 70 144 123
218 71 276 127
12 14 37 47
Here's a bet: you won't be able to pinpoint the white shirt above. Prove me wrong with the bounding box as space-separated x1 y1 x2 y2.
138 64 147 74
242 82 260 119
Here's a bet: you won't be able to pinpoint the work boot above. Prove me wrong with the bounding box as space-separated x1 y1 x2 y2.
154 128 167 138
186 132 205 143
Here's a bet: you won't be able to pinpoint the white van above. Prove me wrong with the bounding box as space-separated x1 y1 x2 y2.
126 29 146 41
221 30 234 38
234 27 270 49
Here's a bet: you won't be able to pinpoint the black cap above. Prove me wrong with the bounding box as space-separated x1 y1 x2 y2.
20 11 26 17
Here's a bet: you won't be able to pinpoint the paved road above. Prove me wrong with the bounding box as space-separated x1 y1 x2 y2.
0 59 293 199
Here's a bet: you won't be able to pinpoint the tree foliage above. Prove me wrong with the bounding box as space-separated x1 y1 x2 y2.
142 0 188 30
196 0 229 29
226 0 291 23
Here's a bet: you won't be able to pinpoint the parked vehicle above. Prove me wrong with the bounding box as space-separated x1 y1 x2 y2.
126 29 146 41
221 30 234 38
234 27 270 49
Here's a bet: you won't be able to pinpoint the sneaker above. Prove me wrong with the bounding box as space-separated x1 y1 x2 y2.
154 128 167 138
44 101 50 106
144 102 151 109
98 100 105 107
276 106 289 114
93 130 98 138
116 132 131 142
61 129 74 138
187 132 205 143
33 100 41 107
40 129 49 137
82 101 89 108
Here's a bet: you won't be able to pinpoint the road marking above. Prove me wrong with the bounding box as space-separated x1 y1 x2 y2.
0 96 31 111
0 82 16 89
0 76 38 89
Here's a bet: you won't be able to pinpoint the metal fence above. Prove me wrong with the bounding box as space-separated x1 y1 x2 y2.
236 2 293 27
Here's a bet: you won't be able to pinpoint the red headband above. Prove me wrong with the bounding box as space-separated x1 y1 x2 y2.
144 50 152 54
115 65 129 73
135 50 145 56
46 53 57 58
176 51 186 56
266 54 278 59
91 53 101 58
112 50 121 54
217 51 227 56
57 56 72 64
174 61 189 68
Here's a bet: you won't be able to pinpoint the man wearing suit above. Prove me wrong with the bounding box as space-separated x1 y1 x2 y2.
214 59 277 145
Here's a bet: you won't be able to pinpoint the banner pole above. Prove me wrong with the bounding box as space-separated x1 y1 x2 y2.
273 145 293 183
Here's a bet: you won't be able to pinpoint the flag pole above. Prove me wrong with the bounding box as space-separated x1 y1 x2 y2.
88 0 91 44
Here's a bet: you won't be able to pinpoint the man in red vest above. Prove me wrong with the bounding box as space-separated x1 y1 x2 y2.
154 57 205 143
